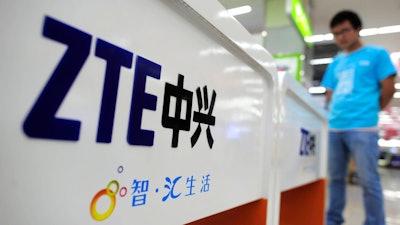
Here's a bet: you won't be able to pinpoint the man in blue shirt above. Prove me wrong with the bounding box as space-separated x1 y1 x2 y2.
321 10 397 225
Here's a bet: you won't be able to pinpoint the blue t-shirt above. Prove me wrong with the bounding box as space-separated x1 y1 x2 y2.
321 46 396 129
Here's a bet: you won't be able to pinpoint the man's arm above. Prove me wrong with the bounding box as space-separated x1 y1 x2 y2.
325 89 332 111
380 74 396 109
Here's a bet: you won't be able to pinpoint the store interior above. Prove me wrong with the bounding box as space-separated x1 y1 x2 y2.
218 0 400 167
218 0 400 224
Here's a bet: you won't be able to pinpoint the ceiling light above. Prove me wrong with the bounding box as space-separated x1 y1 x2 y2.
395 83 400 89
324 33 334 40
305 24 400 43
309 58 333 65
378 25 400 34
304 33 333 43
360 28 379 37
393 92 400 98
304 35 325 43
223 5 252 17
308 86 326 94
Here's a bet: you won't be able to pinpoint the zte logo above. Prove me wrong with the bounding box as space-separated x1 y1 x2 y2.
23 16 217 148
299 128 316 156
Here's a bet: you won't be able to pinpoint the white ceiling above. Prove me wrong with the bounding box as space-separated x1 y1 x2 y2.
310 0 400 35
219 0 400 112
218 0 266 33
311 0 400 53
218 0 400 53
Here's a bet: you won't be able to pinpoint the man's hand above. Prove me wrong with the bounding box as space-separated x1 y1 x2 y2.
380 74 396 109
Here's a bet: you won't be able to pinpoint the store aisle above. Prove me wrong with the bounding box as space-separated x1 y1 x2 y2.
343 167 400 224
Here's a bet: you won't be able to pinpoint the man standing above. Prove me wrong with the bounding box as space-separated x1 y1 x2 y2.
321 10 397 225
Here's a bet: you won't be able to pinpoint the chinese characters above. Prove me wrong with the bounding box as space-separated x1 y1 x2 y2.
162 74 217 149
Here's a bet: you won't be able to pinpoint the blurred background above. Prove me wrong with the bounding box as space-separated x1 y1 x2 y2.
217 1 400 224
218 0 400 167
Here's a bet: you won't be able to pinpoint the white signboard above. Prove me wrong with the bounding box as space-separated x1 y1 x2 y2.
278 74 327 191
0 1 276 224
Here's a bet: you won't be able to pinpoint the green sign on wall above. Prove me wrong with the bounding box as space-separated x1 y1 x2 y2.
274 53 303 82
286 0 313 46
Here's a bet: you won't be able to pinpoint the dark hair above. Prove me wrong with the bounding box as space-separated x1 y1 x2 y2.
330 10 362 29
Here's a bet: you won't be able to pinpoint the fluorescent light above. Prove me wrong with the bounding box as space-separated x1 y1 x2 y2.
395 83 400 89
394 92 400 98
304 33 333 43
378 25 400 34
360 28 378 36
305 24 400 43
304 35 325 43
324 33 334 41
310 57 333 65
308 86 326 94
226 5 252 16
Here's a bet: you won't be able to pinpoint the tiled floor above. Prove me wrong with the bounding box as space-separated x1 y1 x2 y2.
340 167 400 224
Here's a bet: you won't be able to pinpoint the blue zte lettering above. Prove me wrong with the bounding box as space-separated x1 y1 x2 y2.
24 16 217 148
23 16 160 145
23 16 92 141
127 56 161 146
95 39 133 143
300 128 316 156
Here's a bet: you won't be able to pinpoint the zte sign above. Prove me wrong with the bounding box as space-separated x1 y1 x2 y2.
23 16 217 148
